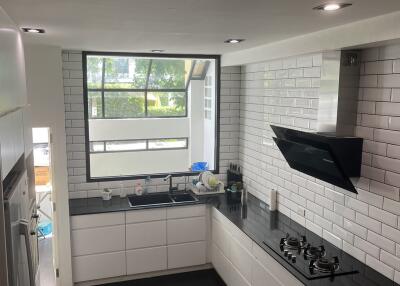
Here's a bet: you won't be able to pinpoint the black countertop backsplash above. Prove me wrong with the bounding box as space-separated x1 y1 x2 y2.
69 193 399 286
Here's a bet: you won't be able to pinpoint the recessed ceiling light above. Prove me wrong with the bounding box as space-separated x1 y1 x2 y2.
313 3 352 11
21 28 45 34
224 39 245 44
151 49 165 53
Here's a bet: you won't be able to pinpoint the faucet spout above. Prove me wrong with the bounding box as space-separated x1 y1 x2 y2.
163 174 175 193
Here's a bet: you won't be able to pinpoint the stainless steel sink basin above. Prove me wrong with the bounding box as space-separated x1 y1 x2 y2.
128 192 198 208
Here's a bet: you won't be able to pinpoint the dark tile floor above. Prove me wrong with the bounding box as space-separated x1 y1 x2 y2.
97 269 226 286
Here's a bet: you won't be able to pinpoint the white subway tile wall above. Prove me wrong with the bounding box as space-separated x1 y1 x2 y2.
240 46 400 282
62 51 240 199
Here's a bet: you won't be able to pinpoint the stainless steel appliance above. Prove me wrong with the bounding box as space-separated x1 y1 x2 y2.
1 154 39 286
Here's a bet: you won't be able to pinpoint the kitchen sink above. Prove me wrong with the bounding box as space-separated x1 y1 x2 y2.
128 193 173 207
127 192 198 208
170 193 198 203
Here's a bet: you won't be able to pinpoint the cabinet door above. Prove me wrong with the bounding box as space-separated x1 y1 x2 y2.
126 208 166 224
167 205 206 219
230 237 253 282
126 220 166 250
167 216 206 244
0 112 16 178
167 241 206 269
12 110 24 160
230 263 251 286
71 225 125 256
211 218 231 259
70 212 125 230
72 251 126 282
252 258 282 286
126 246 167 275
211 243 230 284
252 244 303 286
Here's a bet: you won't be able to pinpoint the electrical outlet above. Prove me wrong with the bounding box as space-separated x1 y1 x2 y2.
297 207 306 217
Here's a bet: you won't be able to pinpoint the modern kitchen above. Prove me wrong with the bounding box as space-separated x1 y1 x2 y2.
1 1 400 286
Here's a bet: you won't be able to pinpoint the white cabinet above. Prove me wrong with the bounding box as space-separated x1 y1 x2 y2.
0 109 24 179
70 212 125 230
126 208 166 223
71 225 125 256
70 212 126 282
126 220 166 249
230 237 253 282
167 216 206 244
211 208 253 286
252 244 303 286
167 204 206 219
211 207 304 286
126 246 167 275
168 241 206 269
71 204 208 283
211 243 231 283
251 258 282 286
166 205 207 270
72 251 126 282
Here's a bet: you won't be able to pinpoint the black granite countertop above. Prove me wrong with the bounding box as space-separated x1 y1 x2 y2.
69 192 399 286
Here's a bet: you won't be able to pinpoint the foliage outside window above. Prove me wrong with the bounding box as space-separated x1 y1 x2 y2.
86 55 191 118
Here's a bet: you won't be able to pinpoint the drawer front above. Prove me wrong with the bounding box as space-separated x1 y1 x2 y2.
230 263 251 286
167 241 206 269
167 216 206 244
211 218 231 259
211 243 231 284
126 208 166 224
167 204 206 219
230 237 253 282
72 251 126 282
126 246 167 275
252 259 282 286
71 225 125 256
71 212 125 230
126 220 166 250
252 244 303 286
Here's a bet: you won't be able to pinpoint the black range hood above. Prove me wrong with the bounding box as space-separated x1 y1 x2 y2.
271 125 363 193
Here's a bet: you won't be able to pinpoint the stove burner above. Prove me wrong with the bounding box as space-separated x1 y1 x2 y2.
304 244 325 259
310 257 339 274
280 234 306 251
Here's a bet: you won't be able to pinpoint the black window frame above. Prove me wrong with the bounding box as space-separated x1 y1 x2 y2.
83 51 221 182
89 137 189 153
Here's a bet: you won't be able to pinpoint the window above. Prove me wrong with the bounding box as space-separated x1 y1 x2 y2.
86 55 190 118
83 52 220 180
89 138 188 153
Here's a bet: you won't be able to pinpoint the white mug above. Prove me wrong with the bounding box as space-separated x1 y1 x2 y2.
102 188 112 201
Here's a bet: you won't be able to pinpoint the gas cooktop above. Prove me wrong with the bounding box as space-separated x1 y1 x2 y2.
263 233 358 280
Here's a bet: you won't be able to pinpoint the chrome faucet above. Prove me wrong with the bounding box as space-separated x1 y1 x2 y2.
163 174 178 194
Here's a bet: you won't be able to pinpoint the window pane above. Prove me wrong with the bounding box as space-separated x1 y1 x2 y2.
88 91 102 118
148 59 186 89
90 142 104 152
87 56 103 89
104 57 150 89
106 141 146 151
148 138 187 149
147 92 186 117
104 92 145 118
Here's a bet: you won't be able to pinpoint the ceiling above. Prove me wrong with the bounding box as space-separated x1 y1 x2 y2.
1 0 400 54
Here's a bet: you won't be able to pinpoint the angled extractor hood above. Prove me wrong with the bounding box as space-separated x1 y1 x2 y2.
271 50 363 194
271 125 362 193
